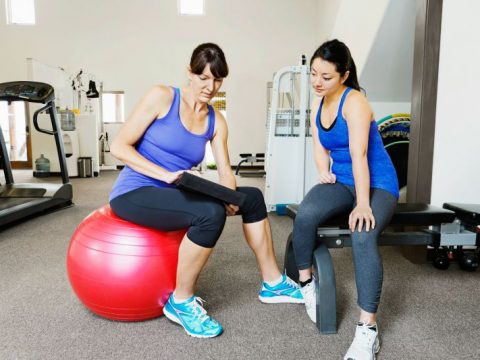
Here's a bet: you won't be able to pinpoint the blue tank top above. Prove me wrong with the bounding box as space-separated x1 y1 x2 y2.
110 87 215 201
317 87 399 198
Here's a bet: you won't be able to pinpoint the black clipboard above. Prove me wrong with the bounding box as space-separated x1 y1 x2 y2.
176 172 247 207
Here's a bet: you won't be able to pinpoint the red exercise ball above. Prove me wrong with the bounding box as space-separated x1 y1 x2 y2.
66 205 186 321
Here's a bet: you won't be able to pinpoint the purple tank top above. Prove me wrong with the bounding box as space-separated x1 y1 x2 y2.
110 87 215 201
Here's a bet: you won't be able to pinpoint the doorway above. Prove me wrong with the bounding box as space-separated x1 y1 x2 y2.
0 101 32 169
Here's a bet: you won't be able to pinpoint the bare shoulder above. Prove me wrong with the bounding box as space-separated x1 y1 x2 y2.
212 108 228 136
146 84 174 109
213 108 227 126
343 89 373 117
344 89 370 109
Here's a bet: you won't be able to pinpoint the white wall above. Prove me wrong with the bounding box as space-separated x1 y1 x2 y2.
0 0 318 164
316 0 389 74
316 0 415 109
430 0 480 206
370 101 411 120
315 0 341 44
360 0 416 103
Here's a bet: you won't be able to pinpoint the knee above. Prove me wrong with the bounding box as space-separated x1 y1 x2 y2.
240 186 264 206
351 230 378 251
238 186 267 223
188 202 226 248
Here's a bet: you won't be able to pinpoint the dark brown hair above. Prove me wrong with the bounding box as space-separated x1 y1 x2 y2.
311 39 360 91
190 43 229 78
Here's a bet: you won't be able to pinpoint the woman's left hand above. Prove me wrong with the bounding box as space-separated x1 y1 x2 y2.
225 203 239 216
349 204 375 232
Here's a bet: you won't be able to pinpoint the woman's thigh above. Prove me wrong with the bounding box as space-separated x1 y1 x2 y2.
110 186 225 231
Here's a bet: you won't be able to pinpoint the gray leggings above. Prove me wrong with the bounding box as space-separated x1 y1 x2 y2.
292 183 397 313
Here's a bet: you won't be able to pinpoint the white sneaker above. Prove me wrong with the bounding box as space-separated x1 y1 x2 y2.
344 323 380 360
300 280 316 323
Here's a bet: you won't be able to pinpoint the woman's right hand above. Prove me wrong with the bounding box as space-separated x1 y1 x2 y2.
164 170 185 184
318 172 336 184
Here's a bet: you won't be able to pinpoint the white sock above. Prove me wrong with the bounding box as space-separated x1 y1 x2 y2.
265 274 283 287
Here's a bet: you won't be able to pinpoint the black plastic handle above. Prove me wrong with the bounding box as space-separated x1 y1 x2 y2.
33 103 55 135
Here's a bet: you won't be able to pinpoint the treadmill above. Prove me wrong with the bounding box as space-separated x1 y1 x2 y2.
0 81 73 228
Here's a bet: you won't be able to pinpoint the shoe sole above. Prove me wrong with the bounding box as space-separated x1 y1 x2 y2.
163 306 222 339
345 338 380 359
258 295 305 304
306 310 316 323
374 339 381 355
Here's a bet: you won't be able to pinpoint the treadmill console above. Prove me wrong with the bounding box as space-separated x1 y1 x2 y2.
0 81 55 104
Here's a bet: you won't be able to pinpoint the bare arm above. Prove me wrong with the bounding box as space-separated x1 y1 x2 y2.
311 97 336 183
210 110 237 190
210 110 238 215
344 90 375 231
110 85 181 184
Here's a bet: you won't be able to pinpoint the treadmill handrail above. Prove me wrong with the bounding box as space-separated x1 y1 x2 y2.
33 103 56 135
0 123 14 184
32 99 70 184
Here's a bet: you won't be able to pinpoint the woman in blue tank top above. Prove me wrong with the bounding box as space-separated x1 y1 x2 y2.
108 43 303 339
292 40 398 359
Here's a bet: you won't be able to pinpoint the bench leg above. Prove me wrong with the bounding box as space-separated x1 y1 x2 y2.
235 159 248 175
284 233 299 282
313 243 337 334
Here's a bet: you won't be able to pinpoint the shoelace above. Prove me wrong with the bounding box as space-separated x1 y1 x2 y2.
186 297 211 324
353 324 376 346
283 276 300 289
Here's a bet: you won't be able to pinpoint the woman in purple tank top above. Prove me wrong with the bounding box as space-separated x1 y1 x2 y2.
292 40 398 359
109 43 303 338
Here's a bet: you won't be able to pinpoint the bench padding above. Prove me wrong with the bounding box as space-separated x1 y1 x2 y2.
286 203 455 226
443 203 480 226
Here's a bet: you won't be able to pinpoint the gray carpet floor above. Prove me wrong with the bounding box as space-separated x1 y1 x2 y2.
1 170 479 360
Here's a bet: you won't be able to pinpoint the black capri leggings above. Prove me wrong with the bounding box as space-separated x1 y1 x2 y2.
110 186 268 248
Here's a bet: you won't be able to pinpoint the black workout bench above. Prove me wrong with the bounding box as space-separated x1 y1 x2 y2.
235 153 266 177
283 202 480 334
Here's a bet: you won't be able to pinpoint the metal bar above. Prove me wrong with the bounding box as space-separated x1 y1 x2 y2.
48 102 70 184
0 123 14 184
284 233 299 282
317 231 437 248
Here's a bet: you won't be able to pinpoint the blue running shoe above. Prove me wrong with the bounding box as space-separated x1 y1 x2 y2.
163 294 223 338
258 273 304 304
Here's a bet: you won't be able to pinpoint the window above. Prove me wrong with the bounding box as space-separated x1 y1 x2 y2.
178 0 204 16
6 0 35 25
102 92 125 123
